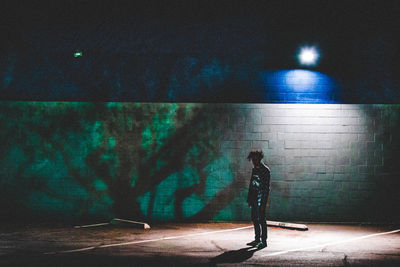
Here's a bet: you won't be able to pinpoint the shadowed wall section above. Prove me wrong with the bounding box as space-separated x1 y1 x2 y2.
0 102 399 223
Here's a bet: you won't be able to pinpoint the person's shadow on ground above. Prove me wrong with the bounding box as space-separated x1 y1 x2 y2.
209 247 259 265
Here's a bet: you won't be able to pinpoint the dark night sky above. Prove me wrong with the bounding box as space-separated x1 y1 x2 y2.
1 0 399 102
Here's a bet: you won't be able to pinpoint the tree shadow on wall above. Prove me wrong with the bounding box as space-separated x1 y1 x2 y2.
0 101 251 222
0 102 112 221
84 103 250 222
209 247 258 265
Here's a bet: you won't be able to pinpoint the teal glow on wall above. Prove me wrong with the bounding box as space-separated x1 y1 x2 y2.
0 102 242 222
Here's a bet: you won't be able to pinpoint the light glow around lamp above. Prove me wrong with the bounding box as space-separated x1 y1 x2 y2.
298 46 319 66
259 69 337 103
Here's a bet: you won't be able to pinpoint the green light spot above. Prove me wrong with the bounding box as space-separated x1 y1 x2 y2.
74 52 82 58
141 126 153 151
131 170 138 187
107 137 116 149
93 179 108 191
91 121 104 147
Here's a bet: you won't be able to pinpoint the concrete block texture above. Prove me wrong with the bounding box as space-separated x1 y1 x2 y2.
0 103 399 223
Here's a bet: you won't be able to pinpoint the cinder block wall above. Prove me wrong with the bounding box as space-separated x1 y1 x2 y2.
1 102 399 223
226 104 400 222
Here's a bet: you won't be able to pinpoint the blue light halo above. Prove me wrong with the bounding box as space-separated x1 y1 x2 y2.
298 46 320 66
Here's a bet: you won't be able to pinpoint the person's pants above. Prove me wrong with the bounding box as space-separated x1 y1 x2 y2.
251 202 267 242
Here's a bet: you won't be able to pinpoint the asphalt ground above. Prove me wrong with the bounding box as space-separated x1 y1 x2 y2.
1 222 399 266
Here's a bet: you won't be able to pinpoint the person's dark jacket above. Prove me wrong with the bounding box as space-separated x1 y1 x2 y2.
247 162 270 206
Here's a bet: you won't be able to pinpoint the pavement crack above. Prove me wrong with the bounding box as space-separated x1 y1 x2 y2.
210 240 225 252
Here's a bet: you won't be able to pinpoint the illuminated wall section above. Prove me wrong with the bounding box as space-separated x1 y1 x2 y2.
0 102 399 223
259 69 339 103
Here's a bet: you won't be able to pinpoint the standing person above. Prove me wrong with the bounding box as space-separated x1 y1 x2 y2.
246 149 270 249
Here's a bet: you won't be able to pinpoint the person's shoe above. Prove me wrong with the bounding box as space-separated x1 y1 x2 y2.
257 241 267 249
246 240 260 247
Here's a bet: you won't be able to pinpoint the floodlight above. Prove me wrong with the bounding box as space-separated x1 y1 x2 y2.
298 46 319 66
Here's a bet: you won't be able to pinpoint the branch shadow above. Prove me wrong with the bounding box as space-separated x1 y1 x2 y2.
209 247 258 265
